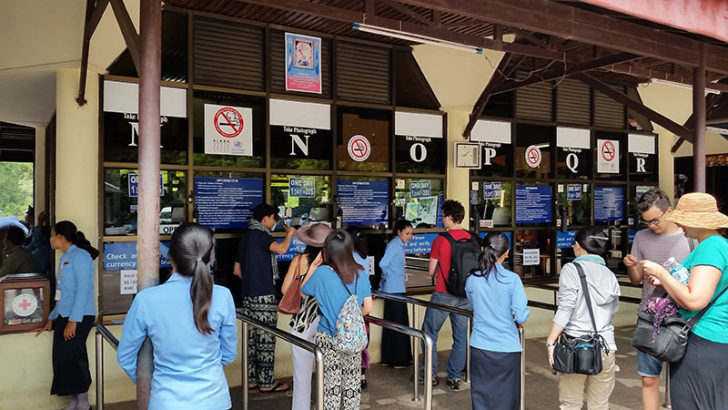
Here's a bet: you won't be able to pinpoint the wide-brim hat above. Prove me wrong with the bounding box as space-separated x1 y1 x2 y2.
296 222 332 247
666 192 728 229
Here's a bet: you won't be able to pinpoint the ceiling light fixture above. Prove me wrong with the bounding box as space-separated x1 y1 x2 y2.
352 22 483 54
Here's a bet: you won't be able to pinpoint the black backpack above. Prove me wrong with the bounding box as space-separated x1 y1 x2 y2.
436 231 480 297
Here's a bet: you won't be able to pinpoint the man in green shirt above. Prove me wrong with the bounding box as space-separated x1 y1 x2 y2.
0 226 36 277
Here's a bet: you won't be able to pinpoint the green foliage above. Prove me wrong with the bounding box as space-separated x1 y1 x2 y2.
0 162 34 217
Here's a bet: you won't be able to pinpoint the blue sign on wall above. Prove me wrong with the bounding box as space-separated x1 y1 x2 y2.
337 180 389 226
289 177 316 198
128 172 165 197
628 228 637 245
594 186 625 222
557 230 578 249
483 182 502 200
194 177 263 229
567 184 582 201
103 242 171 271
516 185 552 224
404 233 439 255
410 180 431 199
274 237 309 262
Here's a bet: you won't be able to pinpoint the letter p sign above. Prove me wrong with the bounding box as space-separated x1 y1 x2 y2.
483 147 497 165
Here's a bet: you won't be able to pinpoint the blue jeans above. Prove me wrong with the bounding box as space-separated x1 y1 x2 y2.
420 291 472 380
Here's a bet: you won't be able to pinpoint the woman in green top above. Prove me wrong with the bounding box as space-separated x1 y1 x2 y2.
641 192 728 410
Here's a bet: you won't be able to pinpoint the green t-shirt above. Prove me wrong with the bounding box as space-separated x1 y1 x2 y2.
679 235 728 343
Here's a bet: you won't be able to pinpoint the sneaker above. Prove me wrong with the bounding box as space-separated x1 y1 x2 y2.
416 374 439 386
446 378 461 391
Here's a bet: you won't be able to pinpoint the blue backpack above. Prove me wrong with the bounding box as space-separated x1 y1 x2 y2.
328 276 368 354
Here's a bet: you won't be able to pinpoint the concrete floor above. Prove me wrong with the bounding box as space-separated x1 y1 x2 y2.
106 326 670 409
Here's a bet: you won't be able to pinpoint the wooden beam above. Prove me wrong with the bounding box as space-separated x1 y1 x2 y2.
486 52 639 95
573 73 693 141
462 53 519 138
110 0 141 74
392 0 728 75
671 93 728 153
600 63 728 93
383 1 433 26
77 0 110 106
234 0 577 62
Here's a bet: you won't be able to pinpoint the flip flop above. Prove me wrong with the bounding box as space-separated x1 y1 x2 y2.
258 382 289 393
248 383 258 390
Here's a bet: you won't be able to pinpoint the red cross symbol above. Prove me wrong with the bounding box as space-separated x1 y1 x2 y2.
19 298 31 311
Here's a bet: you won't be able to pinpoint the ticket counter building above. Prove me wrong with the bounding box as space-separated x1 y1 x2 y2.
2 0 728 408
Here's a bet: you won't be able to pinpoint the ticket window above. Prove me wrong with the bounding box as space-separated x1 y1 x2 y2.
393 178 444 229
271 174 331 229
594 132 626 180
628 133 658 183
515 124 554 179
337 108 391 172
472 181 512 229
514 229 551 279
555 183 591 228
555 230 577 274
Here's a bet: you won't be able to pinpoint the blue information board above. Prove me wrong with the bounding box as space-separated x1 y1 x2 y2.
556 230 577 249
289 177 316 198
567 184 582 201
103 242 171 271
628 228 637 245
403 233 439 255
410 180 431 199
194 177 263 229
337 180 389 226
483 182 502 200
274 237 309 262
594 186 625 222
516 185 552 223
128 172 165 197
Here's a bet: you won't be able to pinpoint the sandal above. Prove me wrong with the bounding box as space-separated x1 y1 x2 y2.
248 383 258 390
259 382 289 393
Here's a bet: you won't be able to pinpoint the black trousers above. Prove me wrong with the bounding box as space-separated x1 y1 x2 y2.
471 346 521 410
51 315 94 396
381 296 412 367
670 332 728 410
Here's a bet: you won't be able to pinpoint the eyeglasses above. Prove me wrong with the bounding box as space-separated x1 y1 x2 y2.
641 211 666 227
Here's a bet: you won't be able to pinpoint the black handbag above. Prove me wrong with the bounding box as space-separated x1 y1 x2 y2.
552 263 608 375
631 285 727 363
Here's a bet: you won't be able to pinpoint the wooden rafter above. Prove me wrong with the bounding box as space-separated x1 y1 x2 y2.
110 0 141 73
573 73 693 141
382 1 433 27
599 63 728 93
672 93 728 152
77 0 110 106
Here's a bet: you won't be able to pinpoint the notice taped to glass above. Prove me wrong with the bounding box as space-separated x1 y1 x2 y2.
194 177 263 228
337 180 389 226
516 185 552 224
594 186 625 222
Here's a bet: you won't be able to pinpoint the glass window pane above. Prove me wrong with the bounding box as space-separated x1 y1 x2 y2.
337 109 390 172
515 124 553 179
514 229 551 279
192 91 265 168
103 112 188 164
515 184 553 227
393 178 444 228
271 174 331 229
395 136 446 174
629 152 657 182
473 141 514 177
192 171 265 234
104 169 187 236
336 177 389 228
556 183 592 227
595 132 626 180
270 126 332 170
472 181 512 228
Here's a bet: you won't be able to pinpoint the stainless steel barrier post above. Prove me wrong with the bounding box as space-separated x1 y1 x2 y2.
519 327 525 410
412 304 419 401
465 317 471 382
423 333 433 410
242 320 249 410
663 365 671 408
95 331 104 410
314 348 324 410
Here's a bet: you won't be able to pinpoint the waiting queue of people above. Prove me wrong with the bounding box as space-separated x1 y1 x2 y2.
30 192 728 409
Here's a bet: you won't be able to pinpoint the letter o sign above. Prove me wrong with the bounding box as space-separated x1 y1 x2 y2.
410 143 427 162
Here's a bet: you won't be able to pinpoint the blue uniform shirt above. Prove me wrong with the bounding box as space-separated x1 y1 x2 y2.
465 263 530 352
117 273 238 410
302 265 371 336
379 236 407 294
49 245 95 322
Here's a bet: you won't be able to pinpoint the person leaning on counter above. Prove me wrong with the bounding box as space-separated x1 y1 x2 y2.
0 226 35 277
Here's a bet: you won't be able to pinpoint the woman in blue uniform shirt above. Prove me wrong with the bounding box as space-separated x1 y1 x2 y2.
117 223 237 410
378 219 414 368
38 220 99 410
466 232 529 410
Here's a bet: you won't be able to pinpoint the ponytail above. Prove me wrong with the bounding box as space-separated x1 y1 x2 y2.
168 223 214 334
472 232 509 280
53 220 99 260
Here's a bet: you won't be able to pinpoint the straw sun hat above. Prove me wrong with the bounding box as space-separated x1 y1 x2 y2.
666 192 728 229
295 222 332 247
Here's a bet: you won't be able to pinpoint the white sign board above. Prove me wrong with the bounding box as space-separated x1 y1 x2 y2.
120 270 138 295
367 256 376 276
597 139 619 174
204 104 253 156
522 249 541 266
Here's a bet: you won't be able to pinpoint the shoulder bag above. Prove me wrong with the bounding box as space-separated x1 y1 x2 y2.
277 256 304 314
631 285 728 363
552 262 609 375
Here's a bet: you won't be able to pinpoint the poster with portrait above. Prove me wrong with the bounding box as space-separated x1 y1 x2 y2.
285 33 322 94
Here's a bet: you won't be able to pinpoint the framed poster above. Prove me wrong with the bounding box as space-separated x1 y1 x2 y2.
285 33 322 94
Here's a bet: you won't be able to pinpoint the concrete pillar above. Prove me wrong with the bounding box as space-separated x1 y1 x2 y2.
55 67 99 244
34 125 46 216
444 110 472 229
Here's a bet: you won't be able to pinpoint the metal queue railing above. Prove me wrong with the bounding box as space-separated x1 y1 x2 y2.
95 324 120 410
372 291 473 382
236 311 325 410
364 315 434 409
523 283 671 408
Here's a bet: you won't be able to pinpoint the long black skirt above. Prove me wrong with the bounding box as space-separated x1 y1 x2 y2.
670 332 728 410
381 296 412 367
51 315 94 396
471 346 521 410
